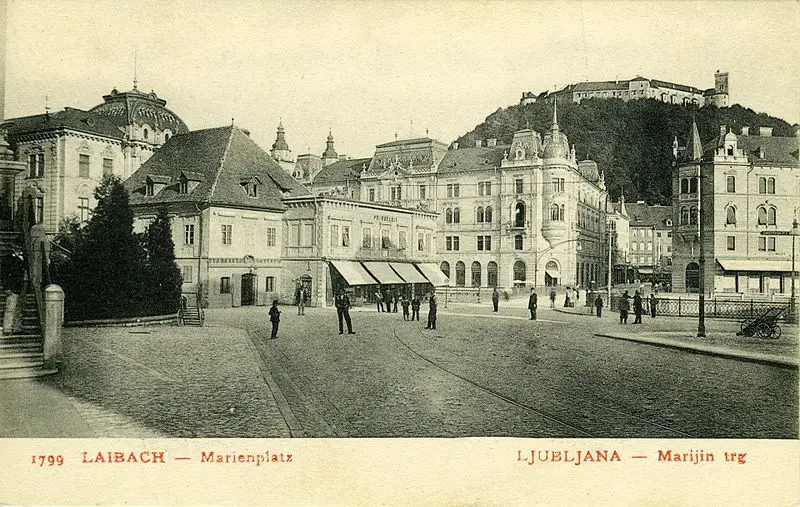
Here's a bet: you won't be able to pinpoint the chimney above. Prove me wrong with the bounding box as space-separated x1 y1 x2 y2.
487 138 497 147
759 127 773 137
451 142 459 150
475 139 482 148
741 126 749 136
719 124 727 137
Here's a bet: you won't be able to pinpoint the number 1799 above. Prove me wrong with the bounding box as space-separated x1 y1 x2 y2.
31 454 64 466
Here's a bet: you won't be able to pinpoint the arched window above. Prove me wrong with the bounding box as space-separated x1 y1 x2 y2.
455 261 466 287
680 178 689 194
143 128 149 140
680 207 689 225
726 176 735 193
453 207 461 224
487 261 498 288
514 234 523 250
476 206 484 223
440 261 450 280
471 261 482 287
767 177 775 194
485 206 493 223
513 260 526 282
164 133 170 142
758 177 766 194
758 206 767 225
559 205 565 222
689 206 698 225
551 204 559 221
445 208 453 224
689 177 698 194
725 206 736 225
514 202 525 227
767 206 776 225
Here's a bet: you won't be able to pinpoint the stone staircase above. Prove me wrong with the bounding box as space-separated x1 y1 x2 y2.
180 305 204 326
0 289 55 379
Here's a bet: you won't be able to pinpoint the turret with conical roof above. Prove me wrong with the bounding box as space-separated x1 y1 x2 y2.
542 102 570 159
321 130 338 166
684 118 704 162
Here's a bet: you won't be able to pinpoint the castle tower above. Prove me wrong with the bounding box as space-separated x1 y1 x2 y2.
270 121 295 175
321 130 338 166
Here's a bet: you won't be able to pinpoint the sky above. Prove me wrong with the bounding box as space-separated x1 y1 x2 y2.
3 0 799 159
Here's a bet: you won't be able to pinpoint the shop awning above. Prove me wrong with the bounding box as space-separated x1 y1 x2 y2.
362 262 405 284
636 267 654 275
331 260 378 286
545 265 560 278
389 262 429 284
415 263 450 286
717 259 795 272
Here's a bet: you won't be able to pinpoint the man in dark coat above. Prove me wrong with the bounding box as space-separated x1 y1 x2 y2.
491 288 499 312
400 295 410 321
410 295 420 321
619 290 630 324
549 289 556 308
268 299 281 339
375 289 384 312
335 290 355 334
528 288 538 320
633 291 643 324
392 291 399 313
594 294 604 317
424 290 437 329
649 293 658 318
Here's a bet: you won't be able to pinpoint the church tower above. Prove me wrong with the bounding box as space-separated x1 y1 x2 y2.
321 130 338 166
270 121 295 175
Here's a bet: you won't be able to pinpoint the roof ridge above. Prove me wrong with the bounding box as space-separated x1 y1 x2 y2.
207 126 236 201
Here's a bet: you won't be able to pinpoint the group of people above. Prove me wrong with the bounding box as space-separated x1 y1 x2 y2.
616 290 657 324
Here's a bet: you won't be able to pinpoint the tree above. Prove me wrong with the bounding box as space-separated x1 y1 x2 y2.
141 207 182 315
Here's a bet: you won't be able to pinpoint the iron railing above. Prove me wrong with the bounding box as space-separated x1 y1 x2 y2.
609 295 792 320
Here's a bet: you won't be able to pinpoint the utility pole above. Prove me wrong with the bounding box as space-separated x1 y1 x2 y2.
697 166 706 337
607 220 612 303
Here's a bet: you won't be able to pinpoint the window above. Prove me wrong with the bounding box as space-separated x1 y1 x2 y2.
514 234 523 250
266 227 276 246
446 183 460 197
419 185 426 200
758 206 777 225
726 175 735 193
487 261 498 287
78 198 90 222
758 177 766 194
182 266 193 283
514 202 526 227
440 262 450 279
368 189 375 202
476 206 484 223
445 236 460 251
471 261 482 287
342 226 350 247
767 177 775 194
221 224 232 245
455 261 466 287
656 232 661 238
559 205 565 222
390 185 402 201
680 207 689 225
143 128 149 140
453 208 460 224
551 204 559 221
28 154 35 177
680 178 689 194
179 178 189 194
758 237 776 252
484 206 492 223
145 181 154 196
689 177 698 194
445 208 453 224
362 227 372 248
418 235 424 251
265 277 275 292
768 237 776 251
34 197 44 224
245 182 258 197
103 158 113 177
29 153 44 178
290 224 300 246
689 206 698 225
478 181 492 196
381 229 391 249
184 224 195 245
552 178 565 192
727 236 735 251
515 179 524 194
477 235 492 251
425 233 431 252
331 225 339 247
725 206 736 225
303 224 315 246
79 154 90 178
768 207 776 225
220 277 231 294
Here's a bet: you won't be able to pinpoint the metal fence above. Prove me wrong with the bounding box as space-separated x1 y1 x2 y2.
609 295 792 320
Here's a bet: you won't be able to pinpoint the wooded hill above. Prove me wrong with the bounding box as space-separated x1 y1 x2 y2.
454 98 795 205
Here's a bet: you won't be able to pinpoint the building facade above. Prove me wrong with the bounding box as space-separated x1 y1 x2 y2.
625 201 673 284
672 121 800 294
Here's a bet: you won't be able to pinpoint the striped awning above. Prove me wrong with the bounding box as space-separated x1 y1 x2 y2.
389 262 429 284
362 262 405 284
717 259 794 272
331 260 378 286
415 263 450 286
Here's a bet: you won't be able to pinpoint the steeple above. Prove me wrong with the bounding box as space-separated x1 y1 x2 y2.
685 118 703 162
322 129 338 166
619 190 627 216
271 120 290 152
551 100 559 131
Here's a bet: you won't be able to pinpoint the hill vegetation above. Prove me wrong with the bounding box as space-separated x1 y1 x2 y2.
455 99 795 205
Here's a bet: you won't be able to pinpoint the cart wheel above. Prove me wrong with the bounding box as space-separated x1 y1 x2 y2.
771 325 782 340
755 323 772 339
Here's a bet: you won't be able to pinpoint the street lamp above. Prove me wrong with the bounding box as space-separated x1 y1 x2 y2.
533 235 581 292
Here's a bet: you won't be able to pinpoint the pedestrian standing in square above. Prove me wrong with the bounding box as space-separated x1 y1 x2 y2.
528 288 538 320
297 286 306 315
649 293 658 318
595 294 603 317
424 290 437 329
336 290 355 334
549 289 556 308
400 295 410 320
375 289 384 312
268 299 280 340
619 290 630 324
411 295 420 321
633 291 643 324
491 288 499 312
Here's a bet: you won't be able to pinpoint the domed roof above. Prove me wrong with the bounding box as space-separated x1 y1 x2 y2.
89 87 189 134
577 160 600 181
724 130 737 142
542 131 569 159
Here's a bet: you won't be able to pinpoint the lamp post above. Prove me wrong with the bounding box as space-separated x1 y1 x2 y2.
697 163 706 338
790 218 799 324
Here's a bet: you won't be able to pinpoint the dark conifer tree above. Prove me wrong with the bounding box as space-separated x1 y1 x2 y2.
141 207 182 315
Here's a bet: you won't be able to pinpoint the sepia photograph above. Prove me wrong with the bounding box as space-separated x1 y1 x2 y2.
0 0 798 503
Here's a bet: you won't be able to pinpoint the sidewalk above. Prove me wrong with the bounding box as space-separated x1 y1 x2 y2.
555 306 799 368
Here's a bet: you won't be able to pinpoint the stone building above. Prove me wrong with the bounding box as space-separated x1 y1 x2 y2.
672 120 800 294
2 85 188 234
124 125 310 308
624 201 673 284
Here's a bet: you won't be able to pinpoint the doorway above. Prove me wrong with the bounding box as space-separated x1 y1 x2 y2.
241 273 256 306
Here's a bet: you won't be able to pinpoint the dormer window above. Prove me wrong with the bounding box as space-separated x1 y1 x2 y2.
145 174 170 196
146 181 154 196
240 177 261 198
179 177 189 194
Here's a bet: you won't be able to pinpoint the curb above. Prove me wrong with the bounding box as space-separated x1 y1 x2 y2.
594 333 798 369
65 314 177 327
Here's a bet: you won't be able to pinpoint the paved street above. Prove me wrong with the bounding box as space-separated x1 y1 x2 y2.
211 302 798 439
